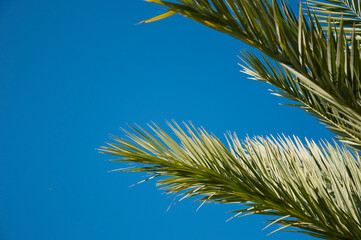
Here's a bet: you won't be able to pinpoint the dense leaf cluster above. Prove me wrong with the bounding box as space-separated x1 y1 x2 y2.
101 0 361 239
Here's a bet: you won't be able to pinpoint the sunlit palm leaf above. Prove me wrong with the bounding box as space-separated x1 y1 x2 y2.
102 1 361 238
100 122 361 239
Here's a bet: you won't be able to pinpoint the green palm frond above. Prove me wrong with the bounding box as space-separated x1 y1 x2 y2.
144 0 299 64
142 0 361 150
306 0 361 37
101 1 361 238
239 50 361 150
100 122 361 239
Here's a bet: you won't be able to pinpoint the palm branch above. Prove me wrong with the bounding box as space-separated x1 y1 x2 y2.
306 0 361 37
140 0 361 150
101 0 361 238
100 122 361 239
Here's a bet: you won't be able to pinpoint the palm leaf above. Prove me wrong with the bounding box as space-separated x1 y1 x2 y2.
100 122 361 239
239 50 361 150
306 0 361 37
142 0 361 151
101 1 361 238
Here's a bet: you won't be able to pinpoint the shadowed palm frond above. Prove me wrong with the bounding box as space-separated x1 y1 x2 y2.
141 0 361 150
239 50 361 150
306 0 361 37
100 122 361 239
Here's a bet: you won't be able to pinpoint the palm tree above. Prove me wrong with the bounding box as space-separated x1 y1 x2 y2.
100 0 361 239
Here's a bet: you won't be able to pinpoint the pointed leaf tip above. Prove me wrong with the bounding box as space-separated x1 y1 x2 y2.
137 10 177 25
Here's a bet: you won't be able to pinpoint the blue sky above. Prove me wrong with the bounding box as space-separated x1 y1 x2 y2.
1 1 333 239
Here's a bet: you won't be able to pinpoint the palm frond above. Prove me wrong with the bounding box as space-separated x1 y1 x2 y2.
239 51 361 150
144 0 299 64
143 0 361 150
100 122 361 239
306 0 361 37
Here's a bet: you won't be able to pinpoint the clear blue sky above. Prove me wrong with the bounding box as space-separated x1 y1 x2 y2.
1 1 333 239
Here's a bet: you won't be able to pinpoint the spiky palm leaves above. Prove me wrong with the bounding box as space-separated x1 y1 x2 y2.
100 0 361 239
307 0 361 37
102 123 361 239
140 0 361 150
